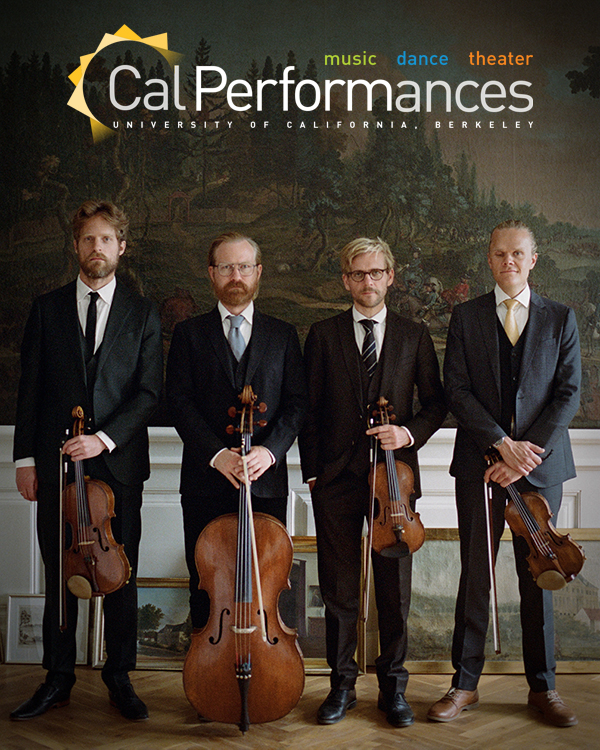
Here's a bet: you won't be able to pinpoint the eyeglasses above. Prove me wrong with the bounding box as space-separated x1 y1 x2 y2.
212 263 258 277
346 268 388 282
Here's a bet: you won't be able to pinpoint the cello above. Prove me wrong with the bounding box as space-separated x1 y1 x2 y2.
486 447 585 591
60 406 131 627
182 385 304 733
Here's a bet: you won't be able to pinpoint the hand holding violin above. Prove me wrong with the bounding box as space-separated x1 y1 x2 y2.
484 460 524 488
63 434 108 461
366 423 411 451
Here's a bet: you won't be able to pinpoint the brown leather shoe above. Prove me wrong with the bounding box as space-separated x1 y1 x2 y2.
427 687 479 722
528 690 577 727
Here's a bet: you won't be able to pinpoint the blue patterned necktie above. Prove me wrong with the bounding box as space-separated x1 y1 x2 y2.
228 314 246 361
359 318 377 378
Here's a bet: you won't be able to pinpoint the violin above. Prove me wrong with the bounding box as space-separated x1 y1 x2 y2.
182 385 304 733
368 396 425 558
60 406 130 625
486 447 585 590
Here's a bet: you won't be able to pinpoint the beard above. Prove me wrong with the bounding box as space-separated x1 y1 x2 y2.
80 255 120 279
217 278 259 308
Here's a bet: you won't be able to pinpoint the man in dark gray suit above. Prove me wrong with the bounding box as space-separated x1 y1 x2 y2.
428 220 581 727
299 237 446 728
166 232 306 630
11 201 163 721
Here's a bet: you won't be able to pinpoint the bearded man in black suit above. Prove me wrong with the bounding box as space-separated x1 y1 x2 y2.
299 237 446 728
166 232 306 631
428 220 581 728
11 201 163 721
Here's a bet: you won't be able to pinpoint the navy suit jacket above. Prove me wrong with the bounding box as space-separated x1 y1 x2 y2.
166 306 306 498
299 308 446 496
444 290 581 487
13 279 164 487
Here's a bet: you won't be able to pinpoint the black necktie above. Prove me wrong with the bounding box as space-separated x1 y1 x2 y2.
359 319 377 378
85 292 99 362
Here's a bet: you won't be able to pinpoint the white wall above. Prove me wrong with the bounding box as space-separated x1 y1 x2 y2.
1 426 599 640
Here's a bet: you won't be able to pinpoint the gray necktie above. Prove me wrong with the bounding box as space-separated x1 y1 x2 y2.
228 314 246 361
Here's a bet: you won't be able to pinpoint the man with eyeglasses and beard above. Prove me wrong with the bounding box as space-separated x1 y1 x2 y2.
166 232 306 631
299 237 446 728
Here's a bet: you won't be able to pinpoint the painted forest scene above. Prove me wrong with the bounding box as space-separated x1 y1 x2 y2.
1 34 599 426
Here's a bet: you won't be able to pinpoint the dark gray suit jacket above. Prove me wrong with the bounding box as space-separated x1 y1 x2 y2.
299 308 446 496
13 279 163 487
166 306 306 498
444 290 581 487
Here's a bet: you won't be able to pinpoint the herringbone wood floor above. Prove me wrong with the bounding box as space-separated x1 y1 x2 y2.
1 665 599 749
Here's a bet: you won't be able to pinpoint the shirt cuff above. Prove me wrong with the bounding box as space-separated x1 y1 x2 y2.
402 426 415 447
96 431 116 453
210 447 228 468
15 457 35 468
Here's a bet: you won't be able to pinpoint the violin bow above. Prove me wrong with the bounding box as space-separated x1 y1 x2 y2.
361 430 378 623
238 386 267 642
484 479 501 654
240 453 267 642
59 433 68 631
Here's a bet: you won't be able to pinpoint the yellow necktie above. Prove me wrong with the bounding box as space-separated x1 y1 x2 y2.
503 299 519 345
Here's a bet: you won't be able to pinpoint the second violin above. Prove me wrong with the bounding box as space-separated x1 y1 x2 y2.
486 447 585 591
368 396 425 558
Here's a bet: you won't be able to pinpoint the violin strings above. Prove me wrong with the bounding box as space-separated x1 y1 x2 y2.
507 486 555 559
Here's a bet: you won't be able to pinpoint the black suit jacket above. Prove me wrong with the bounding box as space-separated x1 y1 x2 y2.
444 290 581 487
166 306 307 498
13 280 163 487
299 308 446 496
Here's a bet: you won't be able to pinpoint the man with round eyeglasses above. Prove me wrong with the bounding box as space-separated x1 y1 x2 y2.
166 231 306 630
299 237 446 728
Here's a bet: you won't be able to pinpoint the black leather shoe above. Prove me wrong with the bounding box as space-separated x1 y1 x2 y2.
10 682 71 720
378 691 415 727
317 688 357 724
108 683 148 721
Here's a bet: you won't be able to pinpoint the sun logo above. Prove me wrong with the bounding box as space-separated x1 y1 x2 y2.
67 24 182 143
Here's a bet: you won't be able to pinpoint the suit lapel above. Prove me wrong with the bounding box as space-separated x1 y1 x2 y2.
478 292 501 394
379 311 403 397
519 292 546 384
60 281 87 385
245 310 269 385
337 308 364 409
96 282 132 376
206 306 237 389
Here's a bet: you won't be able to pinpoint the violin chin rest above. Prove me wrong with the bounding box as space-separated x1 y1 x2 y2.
67 575 93 599
536 570 567 591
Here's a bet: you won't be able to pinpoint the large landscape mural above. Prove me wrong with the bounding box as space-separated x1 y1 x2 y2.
1 0 599 426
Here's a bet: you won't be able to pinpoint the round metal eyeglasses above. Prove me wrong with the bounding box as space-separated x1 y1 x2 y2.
213 263 258 277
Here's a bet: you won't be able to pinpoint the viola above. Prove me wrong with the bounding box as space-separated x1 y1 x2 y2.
368 396 425 558
182 385 304 733
486 447 585 590
60 406 131 626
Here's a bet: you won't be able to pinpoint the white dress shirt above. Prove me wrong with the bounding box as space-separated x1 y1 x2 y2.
15 277 117 469
210 301 275 468
494 283 531 336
